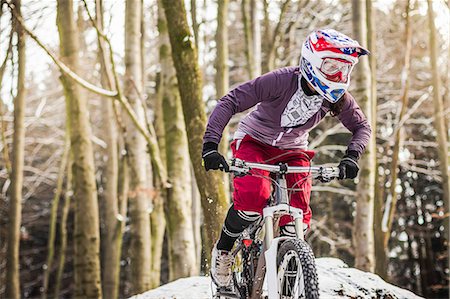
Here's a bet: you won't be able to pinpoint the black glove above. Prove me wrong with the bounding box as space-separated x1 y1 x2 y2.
338 150 360 179
202 142 229 172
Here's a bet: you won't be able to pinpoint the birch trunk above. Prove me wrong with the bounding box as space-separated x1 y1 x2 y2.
351 0 375 272
95 0 122 297
6 1 25 297
427 0 450 238
124 0 152 293
161 0 229 267
57 0 102 297
57 1 102 297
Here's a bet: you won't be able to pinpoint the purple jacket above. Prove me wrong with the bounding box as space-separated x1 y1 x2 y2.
203 66 371 157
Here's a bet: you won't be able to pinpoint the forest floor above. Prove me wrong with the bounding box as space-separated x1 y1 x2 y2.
130 258 424 299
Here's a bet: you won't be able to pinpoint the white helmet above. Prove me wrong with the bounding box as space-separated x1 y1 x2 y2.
300 29 369 103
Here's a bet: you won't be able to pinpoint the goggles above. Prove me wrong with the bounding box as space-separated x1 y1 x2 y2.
319 57 353 83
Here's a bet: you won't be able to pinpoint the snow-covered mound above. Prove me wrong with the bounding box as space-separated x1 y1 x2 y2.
130 258 423 299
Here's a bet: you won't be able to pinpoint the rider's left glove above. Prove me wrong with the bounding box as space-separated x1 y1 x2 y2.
338 150 359 179
202 142 229 172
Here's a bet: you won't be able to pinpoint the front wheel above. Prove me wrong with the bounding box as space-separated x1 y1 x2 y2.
276 239 319 299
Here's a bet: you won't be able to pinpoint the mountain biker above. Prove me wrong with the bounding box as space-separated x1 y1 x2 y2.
202 29 371 288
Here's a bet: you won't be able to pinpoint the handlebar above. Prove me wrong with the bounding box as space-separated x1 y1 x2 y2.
227 158 341 181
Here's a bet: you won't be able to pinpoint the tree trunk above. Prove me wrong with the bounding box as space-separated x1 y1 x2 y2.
351 0 375 272
190 0 199 53
124 0 153 293
6 1 25 297
0 25 13 176
41 135 70 299
366 0 387 279
161 0 229 268
158 0 198 280
241 0 254 79
162 69 198 280
250 0 261 76
427 0 450 238
384 0 412 248
56 1 102 297
95 1 122 298
151 3 168 289
191 166 202 265
53 156 72 299
215 0 230 203
261 0 271 72
215 0 229 99
262 0 290 73
368 0 386 279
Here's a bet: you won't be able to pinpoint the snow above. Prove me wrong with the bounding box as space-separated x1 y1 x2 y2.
129 277 213 299
130 258 423 299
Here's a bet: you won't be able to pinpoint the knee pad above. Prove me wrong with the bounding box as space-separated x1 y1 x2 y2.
222 206 261 238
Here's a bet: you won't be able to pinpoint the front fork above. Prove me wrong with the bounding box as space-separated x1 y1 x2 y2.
262 205 304 299
263 205 305 246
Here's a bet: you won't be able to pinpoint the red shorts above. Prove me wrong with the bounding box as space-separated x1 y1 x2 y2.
231 135 314 227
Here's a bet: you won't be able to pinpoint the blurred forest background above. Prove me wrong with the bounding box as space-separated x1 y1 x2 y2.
0 0 448 298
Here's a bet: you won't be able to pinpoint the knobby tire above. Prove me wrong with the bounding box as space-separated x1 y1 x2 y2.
276 239 319 299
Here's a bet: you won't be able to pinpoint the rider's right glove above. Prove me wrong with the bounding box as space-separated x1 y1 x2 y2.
338 150 360 179
202 142 230 172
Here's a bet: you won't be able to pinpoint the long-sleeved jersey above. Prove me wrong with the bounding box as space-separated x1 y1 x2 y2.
203 66 371 157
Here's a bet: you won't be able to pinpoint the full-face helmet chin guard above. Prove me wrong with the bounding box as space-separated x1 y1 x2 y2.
300 29 370 103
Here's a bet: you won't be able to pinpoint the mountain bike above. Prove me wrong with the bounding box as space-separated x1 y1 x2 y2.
213 158 341 299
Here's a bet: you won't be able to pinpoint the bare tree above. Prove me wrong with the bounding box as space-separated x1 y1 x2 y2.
384 0 412 249
5 1 25 298
124 0 153 293
41 135 70 299
215 0 231 201
93 0 122 298
352 0 375 272
262 0 290 73
241 0 254 78
56 0 102 297
53 155 72 299
157 0 198 280
427 0 449 238
250 0 261 76
161 0 229 267
367 0 386 279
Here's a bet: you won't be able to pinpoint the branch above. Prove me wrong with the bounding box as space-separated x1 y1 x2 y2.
313 145 347 155
389 90 430 141
81 0 169 186
311 185 355 196
309 123 346 149
6 1 118 98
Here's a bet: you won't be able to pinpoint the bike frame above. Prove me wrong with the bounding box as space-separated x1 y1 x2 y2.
263 171 306 299
228 159 339 299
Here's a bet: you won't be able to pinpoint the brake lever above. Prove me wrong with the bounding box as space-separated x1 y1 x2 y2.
316 167 340 182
